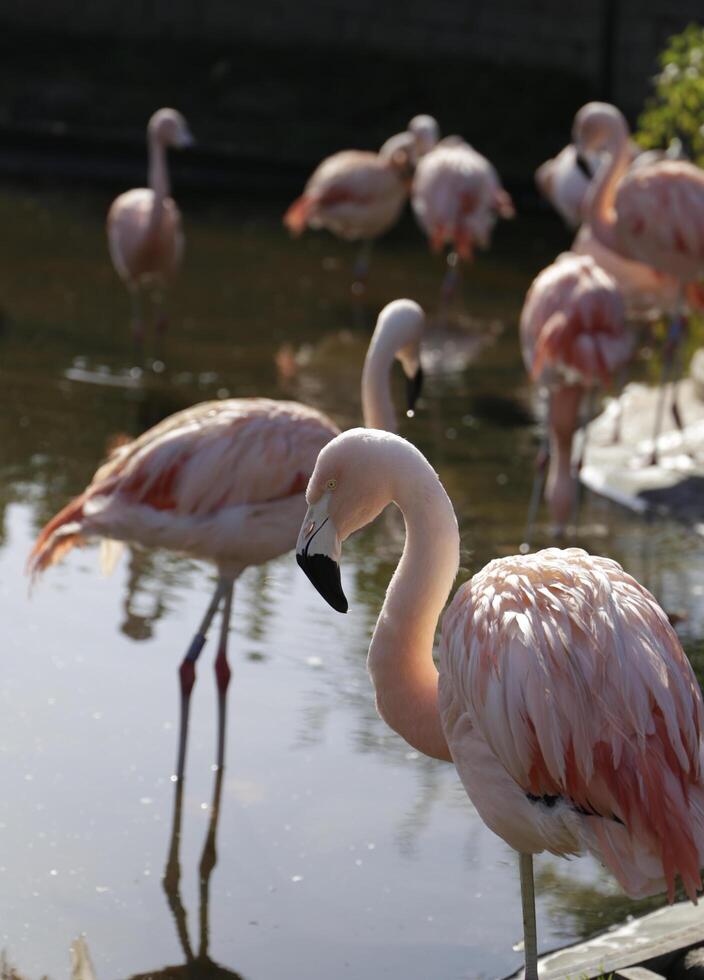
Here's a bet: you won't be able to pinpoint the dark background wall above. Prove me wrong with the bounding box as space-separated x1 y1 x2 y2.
0 1 701 192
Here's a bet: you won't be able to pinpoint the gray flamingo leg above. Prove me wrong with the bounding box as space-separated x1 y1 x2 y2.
175 579 228 782
519 852 539 980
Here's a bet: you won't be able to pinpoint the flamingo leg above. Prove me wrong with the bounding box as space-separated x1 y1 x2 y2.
130 286 145 361
649 289 687 466
569 387 595 534
175 578 229 782
518 852 539 980
195 581 234 960
153 288 168 367
440 251 461 306
352 239 374 292
521 430 550 554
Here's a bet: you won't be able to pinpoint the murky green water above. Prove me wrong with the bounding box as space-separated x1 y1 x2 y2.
1 182 703 980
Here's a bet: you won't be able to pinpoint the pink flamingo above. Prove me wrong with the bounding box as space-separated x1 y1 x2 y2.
27 299 425 775
536 139 692 319
574 102 704 455
520 252 632 532
283 135 417 286
296 427 704 980
411 138 514 300
107 108 193 351
380 114 440 165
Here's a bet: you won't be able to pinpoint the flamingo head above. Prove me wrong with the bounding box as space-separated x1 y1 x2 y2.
296 429 400 612
409 114 440 157
375 299 425 415
148 108 195 149
573 101 628 159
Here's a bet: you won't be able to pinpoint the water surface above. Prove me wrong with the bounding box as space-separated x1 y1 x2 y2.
1 183 703 980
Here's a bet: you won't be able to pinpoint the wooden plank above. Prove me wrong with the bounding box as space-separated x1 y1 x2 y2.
502 901 704 979
616 968 665 979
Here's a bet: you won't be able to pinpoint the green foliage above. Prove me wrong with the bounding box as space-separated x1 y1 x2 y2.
635 23 704 166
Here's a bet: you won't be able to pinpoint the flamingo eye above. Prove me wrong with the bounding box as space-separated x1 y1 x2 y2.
326 479 337 491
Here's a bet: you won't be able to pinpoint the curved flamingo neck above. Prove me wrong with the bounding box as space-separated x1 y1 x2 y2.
366 453 459 761
147 133 170 228
361 334 400 431
584 120 631 253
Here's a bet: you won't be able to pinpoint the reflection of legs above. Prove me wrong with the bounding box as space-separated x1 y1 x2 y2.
197 581 234 960
519 852 539 980
162 760 195 964
175 579 228 781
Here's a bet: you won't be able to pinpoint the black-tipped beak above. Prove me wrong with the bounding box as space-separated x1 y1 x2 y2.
575 153 593 179
406 366 424 414
296 552 348 613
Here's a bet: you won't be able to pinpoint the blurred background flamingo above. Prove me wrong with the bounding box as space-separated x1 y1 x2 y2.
520 251 632 535
574 101 704 459
411 137 514 302
283 120 437 289
107 107 193 356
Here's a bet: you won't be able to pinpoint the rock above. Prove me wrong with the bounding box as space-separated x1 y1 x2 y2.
580 378 704 525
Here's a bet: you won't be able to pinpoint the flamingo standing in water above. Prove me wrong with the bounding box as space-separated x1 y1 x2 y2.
411 138 514 301
283 132 419 287
296 428 704 980
573 102 704 457
107 108 193 353
27 299 426 779
536 139 692 319
519 252 632 533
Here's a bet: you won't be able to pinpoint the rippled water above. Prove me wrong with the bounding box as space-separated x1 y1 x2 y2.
1 182 704 980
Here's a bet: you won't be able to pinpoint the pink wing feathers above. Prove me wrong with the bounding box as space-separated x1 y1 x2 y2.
615 161 704 282
520 252 631 387
29 399 339 576
440 547 704 901
284 150 408 241
411 140 514 260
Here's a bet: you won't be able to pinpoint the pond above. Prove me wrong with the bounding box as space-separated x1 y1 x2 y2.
1 181 703 980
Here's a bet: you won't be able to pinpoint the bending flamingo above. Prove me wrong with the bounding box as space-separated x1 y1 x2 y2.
107 108 193 351
411 138 514 300
27 299 426 777
296 427 704 980
574 102 704 455
520 252 632 532
284 136 415 286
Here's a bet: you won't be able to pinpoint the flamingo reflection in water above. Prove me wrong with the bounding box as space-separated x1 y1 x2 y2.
69 686 243 980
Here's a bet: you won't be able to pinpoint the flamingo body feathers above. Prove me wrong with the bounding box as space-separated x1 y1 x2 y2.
284 150 408 241
439 547 704 901
520 252 631 387
411 140 514 260
107 188 184 287
29 399 339 575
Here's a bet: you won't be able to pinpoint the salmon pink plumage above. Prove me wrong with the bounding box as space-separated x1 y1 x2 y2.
295 430 704 979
